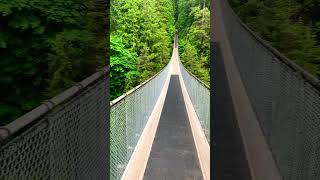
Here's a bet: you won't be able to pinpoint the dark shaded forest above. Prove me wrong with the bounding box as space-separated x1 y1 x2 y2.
0 0 108 125
110 0 210 100
230 0 320 77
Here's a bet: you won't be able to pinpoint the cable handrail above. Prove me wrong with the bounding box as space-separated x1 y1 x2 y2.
110 60 171 107
219 1 320 179
0 67 110 142
227 2 320 91
111 35 177 106
178 54 210 143
179 61 210 89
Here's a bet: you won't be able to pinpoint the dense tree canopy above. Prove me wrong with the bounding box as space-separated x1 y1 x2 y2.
176 0 210 85
176 0 210 36
110 0 175 99
110 35 137 100
110 0 210 100
110 0 210 99
0 0 107 125
230 0 320 77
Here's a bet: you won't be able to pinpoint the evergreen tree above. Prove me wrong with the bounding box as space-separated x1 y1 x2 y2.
0 0 107 124
176 1 210 85
110 0 210 100
111 0 175 99
110 35 137 100
230 0 320 77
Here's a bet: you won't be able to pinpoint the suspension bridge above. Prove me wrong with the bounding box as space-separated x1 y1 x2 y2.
0 0 320 180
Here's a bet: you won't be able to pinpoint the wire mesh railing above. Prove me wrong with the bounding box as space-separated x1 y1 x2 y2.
179 60 210 143
0 67 109 179
110 61 171 180
221 1 320 179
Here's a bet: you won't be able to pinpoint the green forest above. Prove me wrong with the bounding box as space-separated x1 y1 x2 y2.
176 0 210 85
2 0 319 125
0 0 210 124
230 0 320 77
110 0 210 100
0 0 108 125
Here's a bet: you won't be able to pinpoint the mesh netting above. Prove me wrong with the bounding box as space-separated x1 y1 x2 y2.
110 62 170 180
221 1 320 179
0 76 109 179
179 60 210 143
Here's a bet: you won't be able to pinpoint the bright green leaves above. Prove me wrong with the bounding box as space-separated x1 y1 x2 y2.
175 0 210 36
187 7 210 57
110 35 138 100
111 0 174 100
177 2 210 86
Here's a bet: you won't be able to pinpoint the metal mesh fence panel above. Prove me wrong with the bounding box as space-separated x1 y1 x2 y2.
220 1 320 180
110 62 170 180
0 74 109 179
179 60 210 143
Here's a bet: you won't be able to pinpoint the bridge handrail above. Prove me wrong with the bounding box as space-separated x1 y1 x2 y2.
179 61 210 89
0 67 110 142
111 61 171 106
110 58 171 180
227 3 320 90
111 38 175 106
219 1 320 179
178 58 210 143
0 66 109 179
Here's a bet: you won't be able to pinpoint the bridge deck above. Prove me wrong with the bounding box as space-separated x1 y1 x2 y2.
143 75 203 180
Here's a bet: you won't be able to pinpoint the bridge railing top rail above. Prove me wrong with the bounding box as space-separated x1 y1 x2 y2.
227 1 320 91
220 1 320 179
111 60 171 106
0 67 110 143
179 60 210 89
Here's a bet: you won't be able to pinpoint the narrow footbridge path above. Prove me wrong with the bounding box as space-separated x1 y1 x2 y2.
114 37 210 180
143 75 202 179
141 39 207 180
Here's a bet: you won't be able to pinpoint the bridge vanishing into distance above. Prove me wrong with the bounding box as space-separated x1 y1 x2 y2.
110 34 210 180
0 0 320 180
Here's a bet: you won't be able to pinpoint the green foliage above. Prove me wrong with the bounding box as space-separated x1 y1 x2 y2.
111 0 175 100
177 3 210 85
110 35 138 100
110 0 210 99
230 0 320 77
0 0 107 125
175 0 210 36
